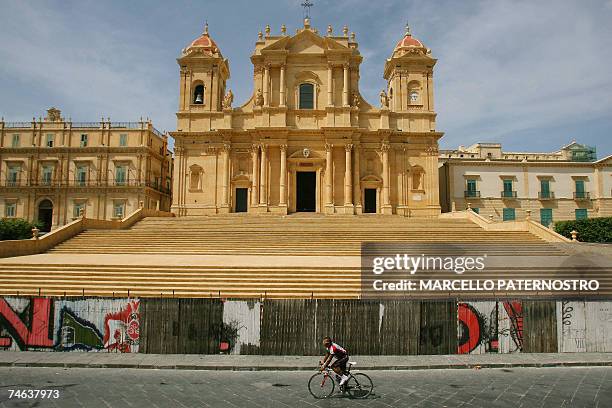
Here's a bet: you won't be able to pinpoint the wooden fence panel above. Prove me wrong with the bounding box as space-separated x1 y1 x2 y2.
419 300 457 355
378 300 420 355
325 300 382 355
140 298 180 354
177 298 223 354
260 299 316 355
524 300 557 353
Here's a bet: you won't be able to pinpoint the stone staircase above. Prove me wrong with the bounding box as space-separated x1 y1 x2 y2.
2 214 597 299
48 215 561 256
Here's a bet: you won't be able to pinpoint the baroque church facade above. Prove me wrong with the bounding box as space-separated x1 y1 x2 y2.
171 19 442 217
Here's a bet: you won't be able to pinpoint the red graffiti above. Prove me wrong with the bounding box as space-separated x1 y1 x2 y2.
0 298 53 349
103 300 140 352
457 303 481 354
503 301 523 351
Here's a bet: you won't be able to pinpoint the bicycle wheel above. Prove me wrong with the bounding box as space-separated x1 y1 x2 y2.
346 373 373 399
308 372 335 399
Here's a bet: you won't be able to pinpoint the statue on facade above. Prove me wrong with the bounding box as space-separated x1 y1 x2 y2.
379 90 389 108
254 89 264 107
352 92 360 107
46 107 62 122
222 89 234 109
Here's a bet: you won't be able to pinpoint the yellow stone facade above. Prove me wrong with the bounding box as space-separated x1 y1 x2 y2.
0 108 173 231
171 21 443 217
439 142 612 224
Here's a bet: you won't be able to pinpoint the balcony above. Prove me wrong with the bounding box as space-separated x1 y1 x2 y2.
501 190 517 199
464 190 481 198
4 180 20 187
574 191 590 200
538 191 555 200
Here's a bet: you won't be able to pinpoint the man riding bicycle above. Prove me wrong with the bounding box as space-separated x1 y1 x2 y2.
320 336 350 386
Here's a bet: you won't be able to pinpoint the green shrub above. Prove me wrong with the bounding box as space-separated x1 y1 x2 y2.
554 217 612 243
0 218 43 241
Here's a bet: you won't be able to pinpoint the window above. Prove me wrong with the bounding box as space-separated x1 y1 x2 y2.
540 208 553 227
540 179 551 198
409 91 419 102
45 134 54 147
472 208 479 214
299 83 314 109
11 134 20 148
7 166 20 186
119 133 128 147
76 166 87 186
502 208 515 221
575 208 588 220
193 85 204 104
113 201 125 218
575 179 586 198
5 202 16 218
502 179 515 198
80 134 88 147
115 165 127 185
73 202 85 218
41 166 53 185
465 179 478 197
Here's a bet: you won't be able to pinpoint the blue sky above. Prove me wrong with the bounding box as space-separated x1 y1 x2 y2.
1 0 611 156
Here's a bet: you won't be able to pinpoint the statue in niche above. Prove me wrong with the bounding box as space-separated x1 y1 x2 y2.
412 167 424 191
352 92 360 107
189 165 203 190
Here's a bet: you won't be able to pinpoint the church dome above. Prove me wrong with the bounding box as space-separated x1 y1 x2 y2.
182 23 222 57
392 25 428 56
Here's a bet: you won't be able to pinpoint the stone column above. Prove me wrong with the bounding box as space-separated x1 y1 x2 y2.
325 143 333 205
263 65 270 106
342 64 349 106
279 144 287 205
353 145 361 209
381 142 390 207
344 144 353 205
221 143 230 206
259 144 267 205
327 64 333 106
279 65 286 107
251 144 259 206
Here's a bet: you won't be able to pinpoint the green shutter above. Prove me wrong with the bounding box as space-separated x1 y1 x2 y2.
540 180 550 197
575 209 587 220
502 208 515 221
299 83 314 109
540 208 553 226
472 208 479 214
467 179 476 191
503 179 513 192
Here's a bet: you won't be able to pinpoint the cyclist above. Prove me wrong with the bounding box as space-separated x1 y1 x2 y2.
320 336 350 386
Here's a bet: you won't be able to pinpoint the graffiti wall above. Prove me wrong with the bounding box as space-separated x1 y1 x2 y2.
0 297 139 352
2 297 611 354
556 301 612 352
457 301 524 354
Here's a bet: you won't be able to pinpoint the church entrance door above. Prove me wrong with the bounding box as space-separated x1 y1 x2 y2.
364 188 377 213
235 188 248 212
296 171 316 212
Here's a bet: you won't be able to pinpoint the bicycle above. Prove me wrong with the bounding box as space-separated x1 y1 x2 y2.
308 361 373 399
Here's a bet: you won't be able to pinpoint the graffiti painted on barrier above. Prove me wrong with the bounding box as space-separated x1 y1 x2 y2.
0 297 139 352
457 301 523 354
556 301 612 352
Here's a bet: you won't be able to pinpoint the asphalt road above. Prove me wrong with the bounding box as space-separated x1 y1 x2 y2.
0 366 610 407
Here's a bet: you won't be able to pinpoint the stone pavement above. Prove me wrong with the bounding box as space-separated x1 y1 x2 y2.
0 352 610 371
1 366 611 407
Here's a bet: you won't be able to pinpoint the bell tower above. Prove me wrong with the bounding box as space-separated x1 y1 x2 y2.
383 24 437 132
177 23 230 132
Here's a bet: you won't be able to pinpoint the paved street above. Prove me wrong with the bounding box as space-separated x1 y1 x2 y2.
0 366 610 408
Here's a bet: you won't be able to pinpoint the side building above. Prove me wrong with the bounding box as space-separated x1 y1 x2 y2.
439 141 612 225
0 108 173 231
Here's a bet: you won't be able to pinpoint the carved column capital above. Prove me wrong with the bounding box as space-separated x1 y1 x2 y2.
279 144 288 152
325 143 333 152
344 143 353 152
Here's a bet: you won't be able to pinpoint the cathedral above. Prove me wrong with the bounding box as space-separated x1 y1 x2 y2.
171 19 442 217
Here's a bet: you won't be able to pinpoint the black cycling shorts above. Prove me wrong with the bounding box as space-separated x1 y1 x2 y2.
330 355 349 372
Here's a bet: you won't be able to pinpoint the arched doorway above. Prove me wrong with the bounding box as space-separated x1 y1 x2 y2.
38 199 53 232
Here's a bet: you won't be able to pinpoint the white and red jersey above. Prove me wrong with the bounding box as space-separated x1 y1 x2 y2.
327 342 347 357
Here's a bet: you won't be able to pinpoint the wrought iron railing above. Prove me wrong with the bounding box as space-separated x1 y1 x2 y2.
574 191 590 200
71 122 101 128
4 122 32 128
464 190 480 198
501 190 517 198
538 191 555 199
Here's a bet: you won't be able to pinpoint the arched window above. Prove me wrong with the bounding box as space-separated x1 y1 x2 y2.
193 85 204 104
299 83 314 109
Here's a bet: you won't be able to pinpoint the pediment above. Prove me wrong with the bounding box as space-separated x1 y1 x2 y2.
261 30 349 55
361 174 382 182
